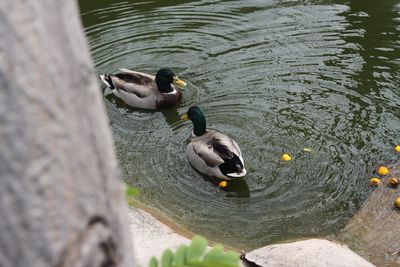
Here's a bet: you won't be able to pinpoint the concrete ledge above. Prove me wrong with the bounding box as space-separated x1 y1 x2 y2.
127 207 375 267
127 207 192 266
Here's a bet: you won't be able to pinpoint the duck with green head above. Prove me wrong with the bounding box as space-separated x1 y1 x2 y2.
100 68 187 110
180 106 247 180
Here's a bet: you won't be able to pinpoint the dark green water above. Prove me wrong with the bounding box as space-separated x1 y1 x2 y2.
80 0 400 250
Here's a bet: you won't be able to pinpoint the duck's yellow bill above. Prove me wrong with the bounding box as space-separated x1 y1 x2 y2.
173 77 187 88
180 113 189 121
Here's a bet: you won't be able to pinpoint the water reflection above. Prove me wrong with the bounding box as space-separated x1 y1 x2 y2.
340 0 400 148
161 108 182 127
342 0 400 92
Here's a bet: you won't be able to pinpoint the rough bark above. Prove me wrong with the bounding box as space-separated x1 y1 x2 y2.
0 1 134 267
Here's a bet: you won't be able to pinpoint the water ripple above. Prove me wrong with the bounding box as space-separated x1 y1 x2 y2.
81 0 400 250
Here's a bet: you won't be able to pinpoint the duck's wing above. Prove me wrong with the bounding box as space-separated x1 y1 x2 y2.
119 69 155 79
189 131 240 165
208 132 245 176
209 136 239 160
190 139 225 167
110 69 156 97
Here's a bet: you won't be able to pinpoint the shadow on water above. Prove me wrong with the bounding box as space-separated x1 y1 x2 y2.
322 0 400 155
342 0 400 94
105 91 184 127
105 91 128 109
161 108 182 127
198 171 251 198
320 0 400 140
80 0 200 27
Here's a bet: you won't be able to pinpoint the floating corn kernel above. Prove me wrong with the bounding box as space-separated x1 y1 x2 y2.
219 181 228 187
281 153 292 161
370 177 381 185
377 166 389 176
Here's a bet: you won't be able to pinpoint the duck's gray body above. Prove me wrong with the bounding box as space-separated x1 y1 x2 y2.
100 69 182 110
185 129 246 180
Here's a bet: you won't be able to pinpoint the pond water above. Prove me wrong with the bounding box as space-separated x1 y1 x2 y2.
80 0 400 250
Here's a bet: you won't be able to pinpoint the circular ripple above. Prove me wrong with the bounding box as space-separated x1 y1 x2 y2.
81 0 400 250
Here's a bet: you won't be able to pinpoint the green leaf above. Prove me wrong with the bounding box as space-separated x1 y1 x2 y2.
174 245 187 267
149 257 158 267
146 235 239 267
220 251 240 267
125 184 140 197
187 235 208 264
161 249 173 267
203 245 239 267
202 245 224 266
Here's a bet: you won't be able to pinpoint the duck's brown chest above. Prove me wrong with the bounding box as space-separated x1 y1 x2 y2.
155 90 182 109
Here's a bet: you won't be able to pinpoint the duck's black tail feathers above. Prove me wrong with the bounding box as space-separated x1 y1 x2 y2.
100 74 115 89
218 154 244 177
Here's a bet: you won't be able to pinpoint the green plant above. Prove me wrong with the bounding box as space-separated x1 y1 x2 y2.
125 183 140 198
124 183 140 206
148 235 239 267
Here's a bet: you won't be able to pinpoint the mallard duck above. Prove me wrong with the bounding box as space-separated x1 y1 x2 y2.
100 68 187 110
180 106 247 180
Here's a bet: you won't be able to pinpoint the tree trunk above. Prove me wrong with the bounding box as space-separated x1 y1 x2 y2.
0 1 134 267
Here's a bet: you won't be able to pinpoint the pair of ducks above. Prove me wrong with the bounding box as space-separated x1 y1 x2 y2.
100 68 246 181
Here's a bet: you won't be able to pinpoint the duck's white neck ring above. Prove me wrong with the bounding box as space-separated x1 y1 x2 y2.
163 88 177 95
191 130 207 137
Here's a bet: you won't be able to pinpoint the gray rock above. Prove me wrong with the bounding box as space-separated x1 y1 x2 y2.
242 239 375 267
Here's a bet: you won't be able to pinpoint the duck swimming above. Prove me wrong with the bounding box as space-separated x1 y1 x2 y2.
180 106 247 180
100 68 187 110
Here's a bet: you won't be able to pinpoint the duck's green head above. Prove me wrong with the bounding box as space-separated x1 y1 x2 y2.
180 106 207 136
156 68 187 93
